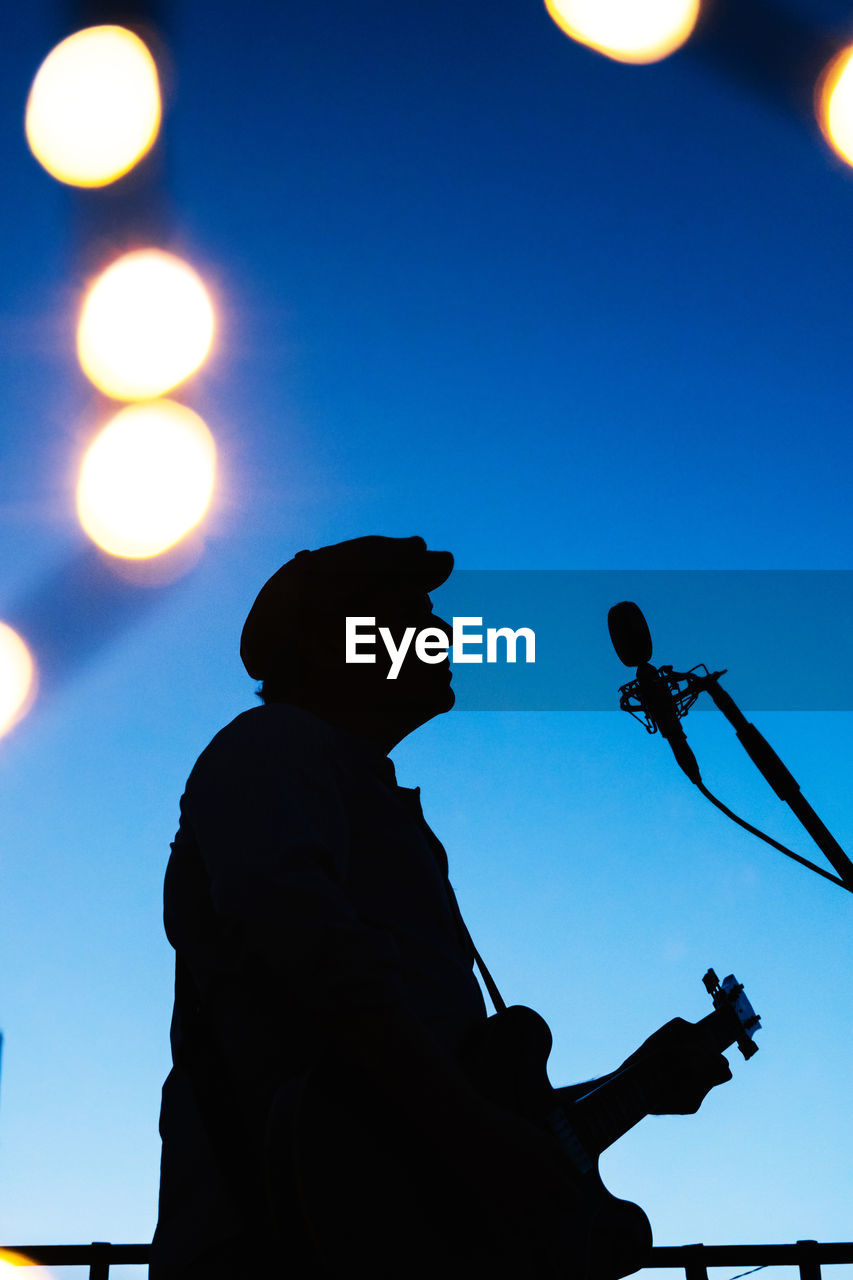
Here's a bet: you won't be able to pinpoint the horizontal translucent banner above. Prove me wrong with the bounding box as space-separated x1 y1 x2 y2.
429 571 853 711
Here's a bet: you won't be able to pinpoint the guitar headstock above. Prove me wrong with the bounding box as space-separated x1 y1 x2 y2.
702 969 761 1059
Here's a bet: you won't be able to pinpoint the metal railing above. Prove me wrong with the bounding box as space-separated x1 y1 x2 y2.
648 1242 853 1280
2 1240 852 1278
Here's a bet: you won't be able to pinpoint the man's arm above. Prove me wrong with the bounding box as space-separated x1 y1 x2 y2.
554 1018 731 1121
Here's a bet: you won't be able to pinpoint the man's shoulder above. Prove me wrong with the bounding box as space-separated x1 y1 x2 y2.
195 704 337 774
209 702 334 748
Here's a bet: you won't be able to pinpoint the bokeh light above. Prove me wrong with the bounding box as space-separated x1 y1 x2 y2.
0 624 36 739
76 400 217 559
77 249 215 400
817 45 853 169
0 1255 54 1280
25 25 161 187
544 0 700 64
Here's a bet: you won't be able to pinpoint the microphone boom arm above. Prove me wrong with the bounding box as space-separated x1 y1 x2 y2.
689 669 853 894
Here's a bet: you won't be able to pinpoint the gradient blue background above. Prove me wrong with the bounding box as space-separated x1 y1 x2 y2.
1 2 852 1275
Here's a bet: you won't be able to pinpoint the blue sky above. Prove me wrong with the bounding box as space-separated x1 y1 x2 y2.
1 1 852 1274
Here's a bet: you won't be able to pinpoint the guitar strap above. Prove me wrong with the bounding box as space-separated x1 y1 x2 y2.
395 779 509 1016
469 937 508 1015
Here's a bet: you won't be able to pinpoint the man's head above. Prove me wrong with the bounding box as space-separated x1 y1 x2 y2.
240 535 455 750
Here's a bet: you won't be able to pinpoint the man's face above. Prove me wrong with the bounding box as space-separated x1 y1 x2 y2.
365 586 455 718
301 581 454 731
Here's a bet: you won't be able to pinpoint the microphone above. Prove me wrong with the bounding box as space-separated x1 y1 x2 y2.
608 602 702 786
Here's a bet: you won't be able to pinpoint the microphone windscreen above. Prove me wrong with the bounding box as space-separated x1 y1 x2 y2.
608 601 653 667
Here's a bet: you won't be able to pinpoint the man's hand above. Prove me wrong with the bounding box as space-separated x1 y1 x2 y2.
624 1017 732 1115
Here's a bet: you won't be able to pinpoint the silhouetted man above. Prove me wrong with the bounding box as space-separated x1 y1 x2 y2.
151 535 731 1279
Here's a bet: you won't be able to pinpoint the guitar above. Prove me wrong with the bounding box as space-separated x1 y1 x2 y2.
458 969 761 1279
288 970 760 1278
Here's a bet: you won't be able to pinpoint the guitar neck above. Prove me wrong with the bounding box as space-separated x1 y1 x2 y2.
568 1006 737 1159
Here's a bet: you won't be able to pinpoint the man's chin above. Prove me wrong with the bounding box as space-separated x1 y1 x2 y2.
397 683 455 723
413 686 455 713
424 676 455 715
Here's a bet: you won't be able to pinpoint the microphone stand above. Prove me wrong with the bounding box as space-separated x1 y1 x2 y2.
690 669 853 893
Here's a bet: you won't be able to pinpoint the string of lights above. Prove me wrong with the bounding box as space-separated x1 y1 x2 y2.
1 7 217 741
2 0 853 745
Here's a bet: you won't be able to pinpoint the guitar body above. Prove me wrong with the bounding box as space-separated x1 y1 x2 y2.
287 1006 651 1279
459 1005 653 1280
286 1060 557 1278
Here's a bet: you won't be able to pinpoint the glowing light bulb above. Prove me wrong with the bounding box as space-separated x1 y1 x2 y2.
0 625 36 739
544 0 700 64
817 45 853 169
77 249 215 400
0 1254 54 1280
25 25 161 187
76 400 217 559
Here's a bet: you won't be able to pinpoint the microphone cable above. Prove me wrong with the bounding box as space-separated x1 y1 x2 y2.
692 770 850 893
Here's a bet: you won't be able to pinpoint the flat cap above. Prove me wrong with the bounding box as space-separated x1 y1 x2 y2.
240 534 453 680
